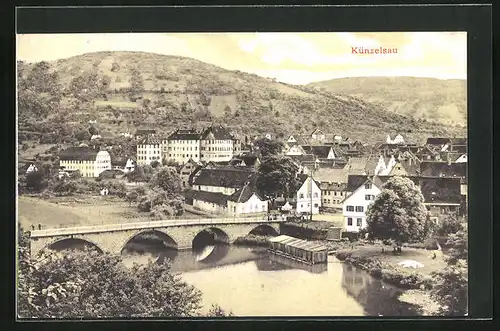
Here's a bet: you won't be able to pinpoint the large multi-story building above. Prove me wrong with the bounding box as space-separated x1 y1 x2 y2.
136 135 162 166
163 124 241 165
59 146 112 177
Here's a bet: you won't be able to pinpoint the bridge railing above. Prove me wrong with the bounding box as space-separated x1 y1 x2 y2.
30 215 288 238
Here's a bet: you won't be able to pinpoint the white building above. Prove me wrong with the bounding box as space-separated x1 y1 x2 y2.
26 164 38 174
386 134 405 145
296 176 322 214
59 146 112 178
136 135 162 166
455 154 467 163
164 124 240 164
227 183 268 215
342 178 382 232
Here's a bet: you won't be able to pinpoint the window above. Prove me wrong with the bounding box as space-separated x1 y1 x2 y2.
346 205 354 212
365 183 372 189
314 192 318 198
347 217 353 226
356 218 362 227
355 206 364 212
323 199 327 203
334 191 337 196
365 195 374 201
314 203 318 207
299 193 304 199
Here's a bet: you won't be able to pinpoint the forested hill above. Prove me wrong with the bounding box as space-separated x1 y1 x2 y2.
308 76 467 127
17 51 466 145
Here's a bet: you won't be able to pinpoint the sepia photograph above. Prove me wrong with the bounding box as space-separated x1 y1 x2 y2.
16 31 468 318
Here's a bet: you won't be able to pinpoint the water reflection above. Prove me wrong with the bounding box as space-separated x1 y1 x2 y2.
255 254 328 274
340 263 422 316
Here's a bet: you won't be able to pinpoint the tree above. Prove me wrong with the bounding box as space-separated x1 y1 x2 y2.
26 171 47 192
435 215 464 237
206 304 234 317
111 61 120 72
88 125 99 136
129 68 144 92
430 221 468 316
150 160 160 169
223 105 232 118
253 138 284 158
148 166 182 196
365 176 431 252
17 247 202 318
256 156 301 199
127 166 147 183
75 130 91 141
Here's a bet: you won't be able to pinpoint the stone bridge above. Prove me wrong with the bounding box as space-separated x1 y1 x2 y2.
29 217 285 257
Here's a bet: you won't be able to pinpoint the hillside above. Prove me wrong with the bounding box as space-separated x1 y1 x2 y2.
17 51 466 144
307 77 467 126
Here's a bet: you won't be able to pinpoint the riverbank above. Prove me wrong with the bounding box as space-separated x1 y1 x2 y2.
334 246 444 290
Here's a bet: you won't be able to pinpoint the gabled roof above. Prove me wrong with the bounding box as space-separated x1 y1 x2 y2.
301 145 332 159
314 167 349 184
200 124 234 140
135 128 156 135
420 161 466 178
192 167 256 188
59 146 100 161
288 154 317 163
346 174 369 192
419 177 462 204
168 128 201 141
227 182 265 203
139 134 162 145
450 138 467 145
192 190 229 206
426 138 452 145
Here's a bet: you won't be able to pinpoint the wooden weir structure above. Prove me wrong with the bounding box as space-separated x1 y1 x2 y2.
268 235 328 265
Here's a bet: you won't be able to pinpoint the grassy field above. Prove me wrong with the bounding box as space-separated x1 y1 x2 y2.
339 245 447 277
95 99 139 109
18 195 203 230
18 143 62 160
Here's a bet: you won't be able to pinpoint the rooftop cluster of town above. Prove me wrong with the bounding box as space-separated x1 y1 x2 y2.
26 125 467 233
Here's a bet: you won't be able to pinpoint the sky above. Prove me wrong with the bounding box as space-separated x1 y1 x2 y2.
16 32 467 85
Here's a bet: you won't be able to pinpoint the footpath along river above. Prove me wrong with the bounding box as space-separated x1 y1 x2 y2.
119 242 427 316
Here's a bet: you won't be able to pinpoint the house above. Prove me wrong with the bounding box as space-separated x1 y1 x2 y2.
386 134 405 145
311 129 326 141
295 175 322 215
227 182 269 215
286 135 298 146
90 134 102 140
418 177 463 218
135 128 156 140
228 152 261 169
120 132 133 138
302 145 336 160
59 146 111 177
265 133 272 140
419 161 467 178
455 154 467 163
190 167 257 214
178 158 201 188
26 163 38 174
112 156 136 173
342 177 382 232
425 137 467 153
136 135 162 166
314 167 349 210
165 128 202 164
286 145 306 156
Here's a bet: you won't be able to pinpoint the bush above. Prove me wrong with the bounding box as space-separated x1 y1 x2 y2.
341 231 360 242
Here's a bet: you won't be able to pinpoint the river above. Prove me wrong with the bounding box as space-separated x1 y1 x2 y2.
118 242 424 317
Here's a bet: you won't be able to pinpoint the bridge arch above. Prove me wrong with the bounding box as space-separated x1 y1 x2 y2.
248 224 279 237
192 227 230 250
36 237 104 258
118 229 178 255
